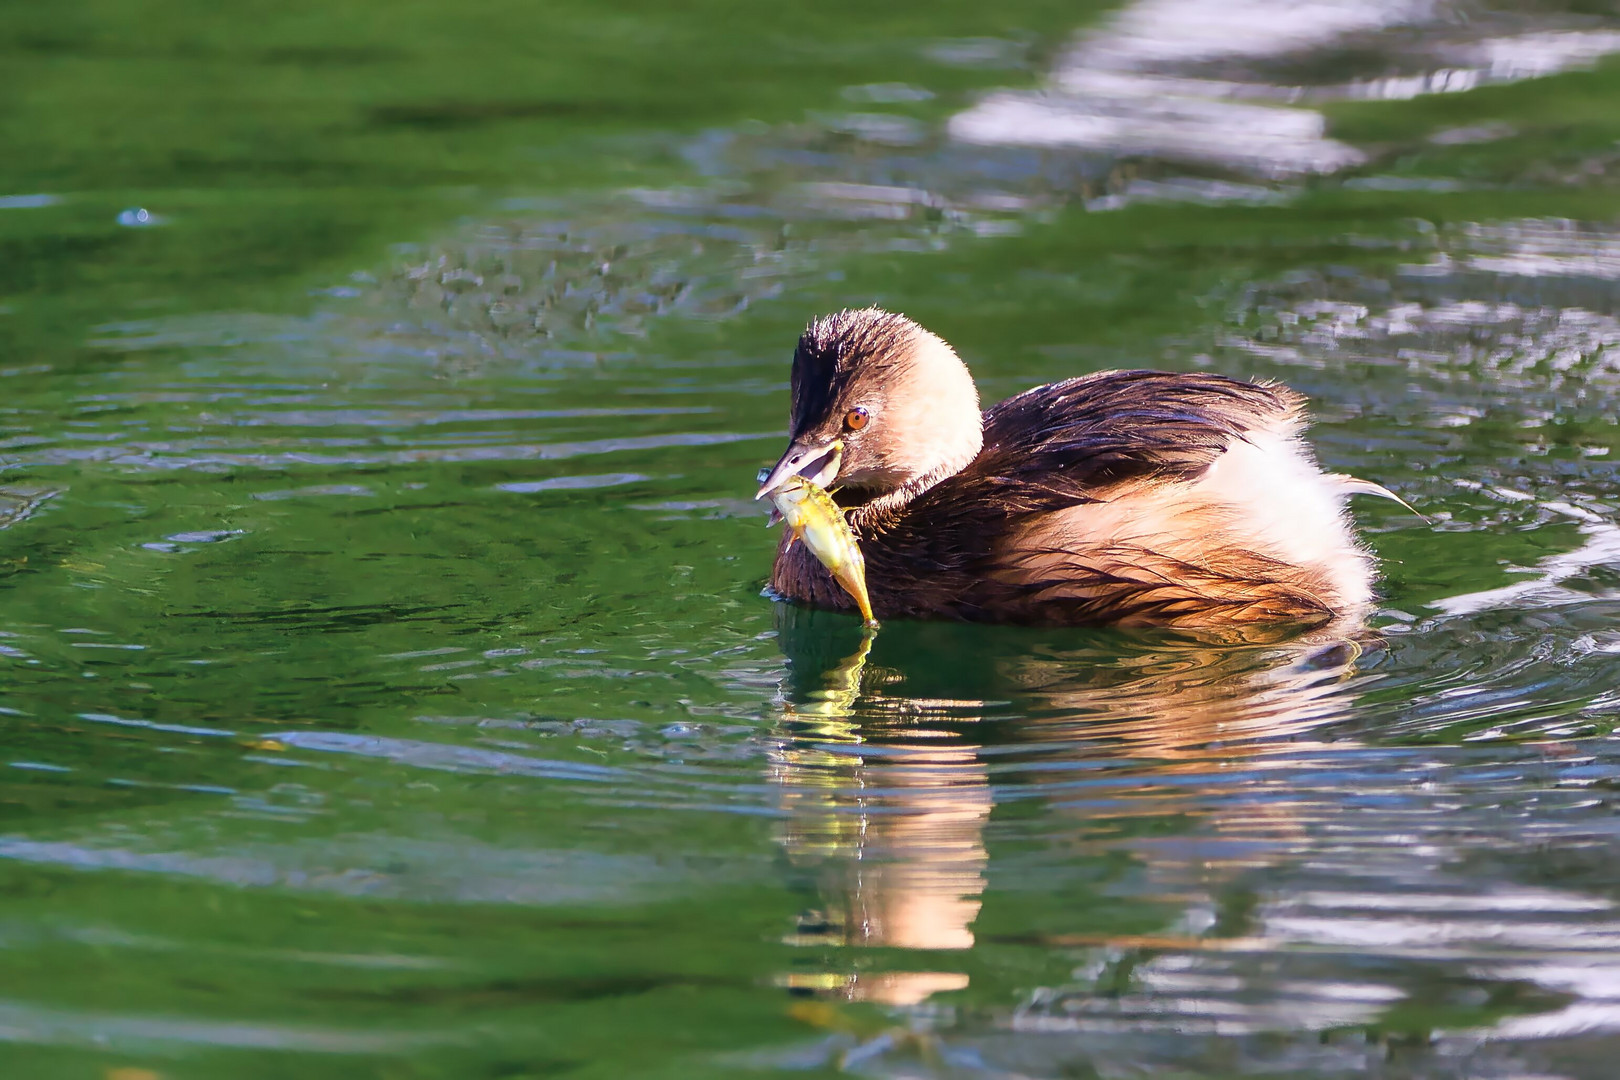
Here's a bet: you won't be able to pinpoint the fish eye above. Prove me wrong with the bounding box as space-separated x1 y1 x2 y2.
843 406 870 432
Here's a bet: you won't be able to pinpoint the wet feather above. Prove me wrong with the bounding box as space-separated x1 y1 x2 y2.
765 309 1406 628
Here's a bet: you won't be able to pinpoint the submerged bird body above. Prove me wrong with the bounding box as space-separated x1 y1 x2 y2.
759 308 1389 630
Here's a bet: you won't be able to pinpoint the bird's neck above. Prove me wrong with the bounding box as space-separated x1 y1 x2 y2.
843 455 974 532
836 408 987 531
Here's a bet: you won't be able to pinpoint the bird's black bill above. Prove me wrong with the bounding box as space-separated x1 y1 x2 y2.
754 439 842 500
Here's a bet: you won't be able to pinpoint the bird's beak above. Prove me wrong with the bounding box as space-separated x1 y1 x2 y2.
755 439 842 500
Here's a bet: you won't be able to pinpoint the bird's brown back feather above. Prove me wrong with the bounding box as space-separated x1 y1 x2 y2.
773 370 1346 628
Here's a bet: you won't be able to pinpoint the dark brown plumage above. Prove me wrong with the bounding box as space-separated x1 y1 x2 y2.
760 308 1380 629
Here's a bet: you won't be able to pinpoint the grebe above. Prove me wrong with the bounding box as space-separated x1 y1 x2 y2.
756 307 1397 629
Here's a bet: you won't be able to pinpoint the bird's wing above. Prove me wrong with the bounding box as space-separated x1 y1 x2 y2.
889 369 1299 532
975 369 1301 497
857 371 1309 620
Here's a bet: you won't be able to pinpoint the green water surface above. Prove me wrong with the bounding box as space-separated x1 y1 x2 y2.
5 1 1620 1077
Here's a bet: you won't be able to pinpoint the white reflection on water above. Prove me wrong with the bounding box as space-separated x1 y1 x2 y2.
0 999 444 1054
1408 219 1620 282
0 834 729 906
0 486 59 530
269 730 626 781
952 0 1419 175
1416 488 1620 620
951 0 1620 178
1228 218 1620 405
953 78 1365 178
1070 0 1423 67
1462 29 1620 84
984 750 1620 1066
9 429 774 472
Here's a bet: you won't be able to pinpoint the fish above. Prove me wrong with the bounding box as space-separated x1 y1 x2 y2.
765 475 879 629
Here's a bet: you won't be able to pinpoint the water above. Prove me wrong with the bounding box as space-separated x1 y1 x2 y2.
5 0 1620 1076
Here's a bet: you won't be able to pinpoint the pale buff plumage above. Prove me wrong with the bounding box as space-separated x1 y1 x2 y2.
760 307 1401 629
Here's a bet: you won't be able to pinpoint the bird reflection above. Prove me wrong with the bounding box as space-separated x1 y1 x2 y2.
767 604 1372 1005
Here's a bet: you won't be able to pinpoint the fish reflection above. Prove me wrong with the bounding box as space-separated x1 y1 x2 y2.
767 606 1370 1005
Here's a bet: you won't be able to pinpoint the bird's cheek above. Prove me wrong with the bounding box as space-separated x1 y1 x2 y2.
835 445 871 481
836 448 895 489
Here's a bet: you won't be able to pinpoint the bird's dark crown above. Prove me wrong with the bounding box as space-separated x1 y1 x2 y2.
790 307 926 439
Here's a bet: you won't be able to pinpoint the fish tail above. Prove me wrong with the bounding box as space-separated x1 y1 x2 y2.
833 564 878 627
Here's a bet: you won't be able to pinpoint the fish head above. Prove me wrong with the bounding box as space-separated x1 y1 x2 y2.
765 474 816 515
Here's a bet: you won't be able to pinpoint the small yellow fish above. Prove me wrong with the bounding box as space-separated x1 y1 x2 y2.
768 476 879 629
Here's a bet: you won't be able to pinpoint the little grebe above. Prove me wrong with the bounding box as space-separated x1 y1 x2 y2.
757 307 1398 629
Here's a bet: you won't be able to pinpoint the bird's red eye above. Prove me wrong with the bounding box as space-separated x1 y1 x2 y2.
844 407 869 431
